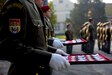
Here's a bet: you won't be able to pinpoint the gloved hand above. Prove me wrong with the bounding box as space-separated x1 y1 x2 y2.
56 49 69 56
53 39 64 48
49 54 70 71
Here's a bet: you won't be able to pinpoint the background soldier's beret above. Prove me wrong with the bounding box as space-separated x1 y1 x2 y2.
41 5 50 12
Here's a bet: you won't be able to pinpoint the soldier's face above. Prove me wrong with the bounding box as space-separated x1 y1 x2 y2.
46 9 51 18
35 0 44 7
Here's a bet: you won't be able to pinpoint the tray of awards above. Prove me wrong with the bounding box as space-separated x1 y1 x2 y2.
66 53 112 65
62 38 87 46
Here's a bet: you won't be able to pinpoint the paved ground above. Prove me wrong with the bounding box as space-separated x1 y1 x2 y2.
0 40 112 75
52 40 112 75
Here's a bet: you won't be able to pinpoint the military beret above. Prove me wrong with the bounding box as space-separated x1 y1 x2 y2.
41 5 50 12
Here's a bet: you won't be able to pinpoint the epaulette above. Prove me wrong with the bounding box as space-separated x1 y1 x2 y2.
102 22 110 27
97 22 101 26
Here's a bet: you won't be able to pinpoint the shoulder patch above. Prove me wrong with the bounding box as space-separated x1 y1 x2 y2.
9 19 21 34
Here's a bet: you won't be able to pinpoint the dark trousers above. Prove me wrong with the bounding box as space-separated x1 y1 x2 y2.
102 40 111 54
87 40 95 54
66 45 73 54
98 39 102 50
83 40 95 54
81 44 87 53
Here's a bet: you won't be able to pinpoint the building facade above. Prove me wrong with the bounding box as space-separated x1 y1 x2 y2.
52 0 74 34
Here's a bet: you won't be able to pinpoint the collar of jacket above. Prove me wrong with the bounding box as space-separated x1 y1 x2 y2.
19 0 43 27
45 17 50 21
44 17 53 31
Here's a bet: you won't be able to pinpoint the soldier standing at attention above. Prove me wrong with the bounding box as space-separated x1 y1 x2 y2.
41 5 64 49
41 5 55 38
80 22 90 53
86 18 95 54
65 23 74 54
96 22 102 50
102 22 111 54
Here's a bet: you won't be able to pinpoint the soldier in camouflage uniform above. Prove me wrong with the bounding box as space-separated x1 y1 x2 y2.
96 22 103 50
86 18 95 54
102 22 111 54
80 18 95 54
80 22 89 53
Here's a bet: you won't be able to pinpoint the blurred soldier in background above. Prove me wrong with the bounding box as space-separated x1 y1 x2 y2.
102 22 111 54
86 18 95 54
110 20 112 41
80 22 89 53
101 23 107 51
96 22 102 50
99 23 104 50
41 5 64 49
105 22 111 54
101 22 107 53
65 23 74 54
41 5 55 38
80 18 95 54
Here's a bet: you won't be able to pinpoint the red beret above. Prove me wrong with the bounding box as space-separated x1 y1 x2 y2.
41 5 50 12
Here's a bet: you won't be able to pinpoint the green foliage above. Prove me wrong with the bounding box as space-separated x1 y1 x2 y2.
92 1 107 22
48 2 57 26
70 0 107 37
